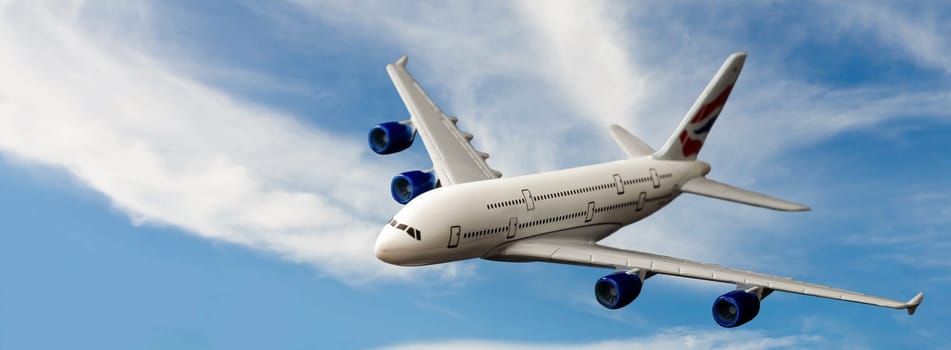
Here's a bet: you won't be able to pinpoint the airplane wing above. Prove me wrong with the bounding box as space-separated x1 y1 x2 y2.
386 56 501 186
486 237 923 314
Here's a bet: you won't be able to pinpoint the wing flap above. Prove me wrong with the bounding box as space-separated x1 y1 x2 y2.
681 177 810 212
386 56 500 185
487 238 922 312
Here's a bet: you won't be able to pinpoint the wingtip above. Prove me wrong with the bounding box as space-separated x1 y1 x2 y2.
905 292 924 315
395 55 408 68
791 204 811 212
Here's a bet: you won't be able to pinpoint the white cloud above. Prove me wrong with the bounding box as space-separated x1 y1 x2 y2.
0 0 445 281
822 1 951 76
378 328 823 350
513 1 643 127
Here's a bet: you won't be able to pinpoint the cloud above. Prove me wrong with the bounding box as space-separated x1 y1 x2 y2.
378 328 823 350
0 0 434 281
821 1 951 76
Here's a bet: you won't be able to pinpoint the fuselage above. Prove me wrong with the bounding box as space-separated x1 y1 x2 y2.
375 157 710 266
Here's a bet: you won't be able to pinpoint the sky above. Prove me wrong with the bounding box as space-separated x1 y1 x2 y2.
0 1 949 349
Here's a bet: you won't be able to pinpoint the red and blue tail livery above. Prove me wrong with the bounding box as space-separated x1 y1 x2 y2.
655 52 745 161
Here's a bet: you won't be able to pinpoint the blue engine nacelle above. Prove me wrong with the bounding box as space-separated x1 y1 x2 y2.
391 170 437 204
712 290 761 328
594 272 643 309
369 122 415 155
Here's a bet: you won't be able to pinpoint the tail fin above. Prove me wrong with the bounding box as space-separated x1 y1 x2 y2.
654 52 746 161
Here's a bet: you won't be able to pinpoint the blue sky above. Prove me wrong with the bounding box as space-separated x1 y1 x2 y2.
0 1 949 349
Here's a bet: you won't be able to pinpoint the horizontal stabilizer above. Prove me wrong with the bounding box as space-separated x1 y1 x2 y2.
681 177 810 212
609 124 654 158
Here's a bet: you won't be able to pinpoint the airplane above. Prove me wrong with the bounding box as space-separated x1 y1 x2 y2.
369 52 923 328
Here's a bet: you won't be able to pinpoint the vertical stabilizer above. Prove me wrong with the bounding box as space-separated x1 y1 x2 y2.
654 52 746 160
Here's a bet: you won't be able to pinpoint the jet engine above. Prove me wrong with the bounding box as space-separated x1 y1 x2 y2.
712 290 761 328
391 170 437 204
594 272 643 309
369 121 415 155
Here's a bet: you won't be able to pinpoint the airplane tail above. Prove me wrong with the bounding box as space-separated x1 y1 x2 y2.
644 52 809 212
653 52 746 161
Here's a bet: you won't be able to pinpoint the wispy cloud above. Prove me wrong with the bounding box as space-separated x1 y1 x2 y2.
0 1 442 281
378 328 823 350
821 1 951 76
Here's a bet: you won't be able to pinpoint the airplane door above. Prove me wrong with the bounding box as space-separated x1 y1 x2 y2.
636 192 647 211
521 189 535 211
448 226 460 248
613 174 625 194
650 168 660 188
507 217 518 239
586 201 595 222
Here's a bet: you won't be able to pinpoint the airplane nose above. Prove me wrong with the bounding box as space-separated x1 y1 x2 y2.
374 225 404 265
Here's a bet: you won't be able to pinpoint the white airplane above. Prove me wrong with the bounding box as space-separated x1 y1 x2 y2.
369 52 923 327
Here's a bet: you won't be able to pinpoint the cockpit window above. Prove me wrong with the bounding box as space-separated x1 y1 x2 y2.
389 219 421 241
